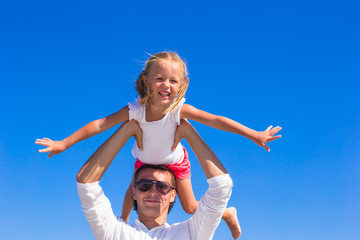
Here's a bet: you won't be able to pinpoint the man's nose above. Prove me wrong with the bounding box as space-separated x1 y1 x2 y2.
148 183 158 194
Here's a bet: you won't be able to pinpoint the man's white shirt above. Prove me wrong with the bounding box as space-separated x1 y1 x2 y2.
77 174 233 240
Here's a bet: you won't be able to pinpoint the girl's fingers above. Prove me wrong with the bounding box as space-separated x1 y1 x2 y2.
270 126 282 135
35 139 50 144
35 138 52 143
265 125 273 132
36 142 48 147
268 135 281 142
263 144 270 152
39 148 50 153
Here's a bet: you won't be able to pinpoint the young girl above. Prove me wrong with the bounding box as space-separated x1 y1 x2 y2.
36 51 281 239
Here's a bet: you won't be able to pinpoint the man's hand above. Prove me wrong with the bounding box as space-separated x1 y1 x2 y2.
77 120 142 183
129 120 143 151
171 119 192 151
252 126 282 152
172 119 227 178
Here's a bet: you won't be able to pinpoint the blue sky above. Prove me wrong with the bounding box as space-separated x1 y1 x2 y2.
1 0 359 239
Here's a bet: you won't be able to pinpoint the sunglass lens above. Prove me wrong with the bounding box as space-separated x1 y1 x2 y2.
156 182 170 194
136 179 172 194
138 181 152 192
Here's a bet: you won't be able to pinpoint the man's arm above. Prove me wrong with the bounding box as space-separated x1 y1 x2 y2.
77 120 142 183
76 121 143 240
174 119 234 239
174 119 228 179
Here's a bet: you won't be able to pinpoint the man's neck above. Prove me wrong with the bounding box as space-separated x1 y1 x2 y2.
138 212 168 230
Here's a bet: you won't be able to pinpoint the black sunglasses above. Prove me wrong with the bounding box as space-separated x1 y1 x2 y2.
135 179 176 195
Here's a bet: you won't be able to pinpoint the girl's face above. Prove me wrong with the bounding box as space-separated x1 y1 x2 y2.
143 60 182 106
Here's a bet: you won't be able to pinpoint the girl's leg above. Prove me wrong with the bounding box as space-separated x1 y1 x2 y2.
177 178 241 239
121 170 136 222
176 178 199 214
222 207 242 239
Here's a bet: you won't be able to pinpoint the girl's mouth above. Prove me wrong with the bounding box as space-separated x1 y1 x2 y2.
159 91 170 98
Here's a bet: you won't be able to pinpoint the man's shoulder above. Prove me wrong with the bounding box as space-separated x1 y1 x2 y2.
164 220 192 239
169 219 191 228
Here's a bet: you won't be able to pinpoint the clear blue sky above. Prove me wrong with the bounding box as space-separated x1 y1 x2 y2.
1 0 359 239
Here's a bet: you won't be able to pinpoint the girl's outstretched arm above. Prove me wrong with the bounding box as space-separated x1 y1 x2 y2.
180 104 281 152
36 106 132 158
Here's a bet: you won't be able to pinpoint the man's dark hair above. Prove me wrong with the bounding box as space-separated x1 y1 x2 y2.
133 164 177 214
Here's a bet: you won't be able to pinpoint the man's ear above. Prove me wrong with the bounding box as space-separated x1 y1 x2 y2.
170 190 176 203
132 187 137 200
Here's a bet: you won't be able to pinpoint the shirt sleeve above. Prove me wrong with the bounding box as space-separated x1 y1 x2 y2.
173 98 185 125
77 181 120 240
128 97 142 121
189 174 233 240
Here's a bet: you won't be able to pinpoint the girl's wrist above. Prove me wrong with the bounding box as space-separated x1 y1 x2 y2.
249 131 261 142
61 139 71 150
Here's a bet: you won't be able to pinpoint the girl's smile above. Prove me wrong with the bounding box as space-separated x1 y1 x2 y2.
143 60 182 107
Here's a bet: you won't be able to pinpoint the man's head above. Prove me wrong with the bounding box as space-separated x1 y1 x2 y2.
132 165 177 217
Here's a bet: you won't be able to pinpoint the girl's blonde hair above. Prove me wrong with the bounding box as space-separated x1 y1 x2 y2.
136 51 189 113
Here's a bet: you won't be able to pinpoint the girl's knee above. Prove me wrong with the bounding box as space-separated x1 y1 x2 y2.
184 207 196 215
183 203 198 214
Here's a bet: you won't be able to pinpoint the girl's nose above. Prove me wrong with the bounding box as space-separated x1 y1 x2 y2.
163 79 170 87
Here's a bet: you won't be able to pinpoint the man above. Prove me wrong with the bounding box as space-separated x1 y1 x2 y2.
77 119 236 239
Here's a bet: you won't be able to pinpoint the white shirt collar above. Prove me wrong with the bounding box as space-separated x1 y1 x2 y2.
134 219 170 233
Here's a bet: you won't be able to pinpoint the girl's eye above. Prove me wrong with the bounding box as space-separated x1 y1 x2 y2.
156 78 164 81
170 80 178 84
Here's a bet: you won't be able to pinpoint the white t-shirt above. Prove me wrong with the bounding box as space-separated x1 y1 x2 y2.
128 97 185 165
77 174 233 240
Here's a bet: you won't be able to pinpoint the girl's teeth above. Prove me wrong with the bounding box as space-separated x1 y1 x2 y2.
159 92 170 96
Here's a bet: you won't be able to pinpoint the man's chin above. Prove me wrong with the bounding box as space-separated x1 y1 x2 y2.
138 207 162 218
139 201 161 211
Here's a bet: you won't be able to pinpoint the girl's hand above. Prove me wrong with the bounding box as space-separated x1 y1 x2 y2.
253 126 282 152
35 138 67 158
